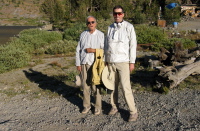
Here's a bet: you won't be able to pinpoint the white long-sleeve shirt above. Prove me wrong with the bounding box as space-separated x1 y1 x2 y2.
76 29 104 66
105 21 137 63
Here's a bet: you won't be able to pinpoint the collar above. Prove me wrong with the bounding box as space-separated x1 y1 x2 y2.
88 29 97 35
115 20 124 24
114 21 124 29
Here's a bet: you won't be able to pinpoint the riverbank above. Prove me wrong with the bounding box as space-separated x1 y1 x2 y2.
0 26 37 45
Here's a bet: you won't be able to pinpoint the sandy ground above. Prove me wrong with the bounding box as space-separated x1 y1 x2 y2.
177 17 200 31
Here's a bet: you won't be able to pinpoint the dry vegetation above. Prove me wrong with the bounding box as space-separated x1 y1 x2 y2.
0 0 45 25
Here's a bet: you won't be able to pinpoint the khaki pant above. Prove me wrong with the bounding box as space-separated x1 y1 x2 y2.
81 64 101 110
108 62 137 114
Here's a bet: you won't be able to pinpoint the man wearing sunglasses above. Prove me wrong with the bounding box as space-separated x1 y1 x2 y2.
76 16 104 115
104 5 138 122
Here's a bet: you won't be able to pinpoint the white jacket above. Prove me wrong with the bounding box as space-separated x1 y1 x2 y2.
105 21 137 63
76 29 104 66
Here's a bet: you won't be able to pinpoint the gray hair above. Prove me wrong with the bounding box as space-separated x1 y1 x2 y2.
86 16 97 24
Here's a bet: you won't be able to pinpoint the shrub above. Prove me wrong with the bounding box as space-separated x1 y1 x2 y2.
8 28 63 54
63 23 86 41
134 25 196 51
0 29 63 73
151 38 196 51
133 13 146 24
46 40 77 55
135 25 167 44
0 47 31 73
19 28 63 43
163 6 181 24
96 19 112 34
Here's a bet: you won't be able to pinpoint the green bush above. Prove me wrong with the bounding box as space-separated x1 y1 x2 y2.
134 25 196 51
8 28 63 54
151 38 173 51
135 25 167 44
19 28 63 43
0 47 31 73
0 28 63 73
63 23 86 41
179 38 197 49
133 13 146 24
163 6 181 24
151 38 196 51
46 40 77 55
96 19 112 34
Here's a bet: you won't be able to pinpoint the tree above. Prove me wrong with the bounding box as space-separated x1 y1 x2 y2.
41 0 65 24
163 0 181 24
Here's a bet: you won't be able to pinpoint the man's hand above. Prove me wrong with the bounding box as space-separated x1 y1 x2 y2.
129 63 135 72
86 48 96 53
77 66 81 72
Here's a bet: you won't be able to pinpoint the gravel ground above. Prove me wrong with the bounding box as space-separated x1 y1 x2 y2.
0 87 199 131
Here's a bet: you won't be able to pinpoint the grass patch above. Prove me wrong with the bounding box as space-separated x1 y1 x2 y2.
177 75 200 90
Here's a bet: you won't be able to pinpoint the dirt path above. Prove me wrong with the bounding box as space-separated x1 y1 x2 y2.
177 17 200 31
0 88 199 131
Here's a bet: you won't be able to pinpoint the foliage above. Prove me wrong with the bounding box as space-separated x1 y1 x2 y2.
0 47 31 73
131 0 160 24
177 38 197 49
133 13 146 24
40 0 65 24
38 0 189 30
63 70 77 81
19 28 62 43
135 24 167 44
0 28 63 73
160 86 170 94
151 37 196 51
134 24 196 51
63 23 86 41
62 19 111 43
164 7 181 24
163 0 181 24
3 29 61 56
46 40 77 55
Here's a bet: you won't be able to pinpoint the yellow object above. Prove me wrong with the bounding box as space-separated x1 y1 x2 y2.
92 49 105 85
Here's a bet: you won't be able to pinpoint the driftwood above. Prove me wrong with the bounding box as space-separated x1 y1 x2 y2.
153 42 200 89
156 59 200 89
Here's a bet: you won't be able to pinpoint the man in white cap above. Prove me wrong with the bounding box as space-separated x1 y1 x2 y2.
76 16 104 115
104 5 138 122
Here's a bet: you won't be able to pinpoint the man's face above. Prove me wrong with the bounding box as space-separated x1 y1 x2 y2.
113 8 124 23
87 17 96 31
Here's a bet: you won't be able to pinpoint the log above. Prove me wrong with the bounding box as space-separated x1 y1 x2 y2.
156 58 200 89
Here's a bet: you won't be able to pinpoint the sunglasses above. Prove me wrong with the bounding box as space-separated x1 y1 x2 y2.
113 12 123 16
87 21 95 25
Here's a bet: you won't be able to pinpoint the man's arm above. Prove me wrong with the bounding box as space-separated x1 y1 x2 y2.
129 63 135 72
77 66 81 72
129 25 137 64
85 48 96 53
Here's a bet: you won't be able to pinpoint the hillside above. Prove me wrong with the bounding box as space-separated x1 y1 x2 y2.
0 0 199 26
0 0 45 25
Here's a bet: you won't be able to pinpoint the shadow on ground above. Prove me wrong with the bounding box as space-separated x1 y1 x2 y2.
23 69 83 111
23 69 112 116
130 70 159 88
